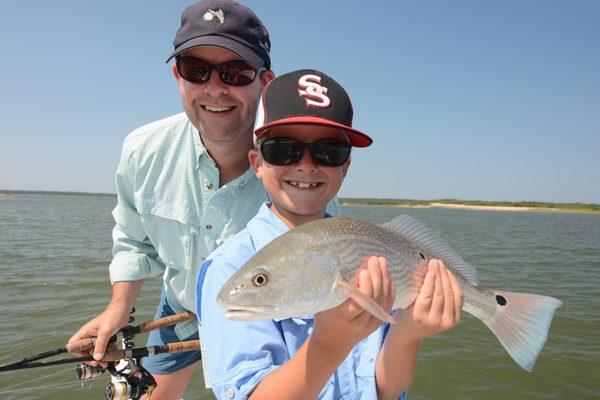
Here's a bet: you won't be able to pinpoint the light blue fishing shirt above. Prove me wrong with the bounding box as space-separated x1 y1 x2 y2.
198 203 408 400
109 112 339 339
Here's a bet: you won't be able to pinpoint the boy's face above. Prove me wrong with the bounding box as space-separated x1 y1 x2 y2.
249 125 351 226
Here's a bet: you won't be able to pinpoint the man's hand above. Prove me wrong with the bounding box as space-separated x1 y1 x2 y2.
312 256 395 355
67 280 143 364
67 305 131 362
393 259 463 343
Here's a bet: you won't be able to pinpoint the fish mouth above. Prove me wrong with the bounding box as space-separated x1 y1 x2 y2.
224 305 276 321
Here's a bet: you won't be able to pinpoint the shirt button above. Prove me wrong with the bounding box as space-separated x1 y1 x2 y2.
206 181 213 189
225 387 234 398
206 224 212 229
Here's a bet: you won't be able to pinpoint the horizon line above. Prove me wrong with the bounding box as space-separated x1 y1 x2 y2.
1 189 598 207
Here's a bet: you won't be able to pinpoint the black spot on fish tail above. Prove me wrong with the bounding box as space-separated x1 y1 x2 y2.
419 252 425 260
496 295 507 306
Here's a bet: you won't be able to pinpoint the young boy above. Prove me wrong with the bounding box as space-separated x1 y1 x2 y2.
197 69 462 400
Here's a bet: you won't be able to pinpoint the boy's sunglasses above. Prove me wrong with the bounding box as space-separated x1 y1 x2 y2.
258 137 352 167
176 56 259 86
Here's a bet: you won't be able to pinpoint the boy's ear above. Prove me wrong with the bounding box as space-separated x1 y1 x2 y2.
248 148 263 179
342 156 352 178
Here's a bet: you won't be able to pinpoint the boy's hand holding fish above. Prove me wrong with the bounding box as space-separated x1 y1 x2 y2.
376 259 463 399
392 259 463 343
312 256 396 355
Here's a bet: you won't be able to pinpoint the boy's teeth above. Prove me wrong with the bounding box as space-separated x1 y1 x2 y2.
205 105 233 112
289 181 320 189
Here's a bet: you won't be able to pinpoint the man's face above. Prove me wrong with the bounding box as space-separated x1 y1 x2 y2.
173 46 273 146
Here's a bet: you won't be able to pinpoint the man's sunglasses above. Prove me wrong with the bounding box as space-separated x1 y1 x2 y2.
258 137 352 167
176 56 259 86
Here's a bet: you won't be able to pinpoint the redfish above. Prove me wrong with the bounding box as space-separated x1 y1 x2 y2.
217 215 562 371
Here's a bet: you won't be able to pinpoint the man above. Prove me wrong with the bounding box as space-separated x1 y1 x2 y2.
69 1 339 399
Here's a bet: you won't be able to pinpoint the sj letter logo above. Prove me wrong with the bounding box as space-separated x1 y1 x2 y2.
298 75 330 108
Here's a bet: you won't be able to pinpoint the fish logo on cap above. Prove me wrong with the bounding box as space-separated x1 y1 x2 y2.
298 74 330 108
203 9 225 24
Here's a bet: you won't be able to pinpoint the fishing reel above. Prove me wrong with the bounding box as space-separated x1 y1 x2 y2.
105 359 156 400
77 359 156 400
76 307 157 400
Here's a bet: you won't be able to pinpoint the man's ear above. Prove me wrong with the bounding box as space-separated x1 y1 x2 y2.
248 148 263 179
172 63 185 93
261 70 275 86
342 156 352 178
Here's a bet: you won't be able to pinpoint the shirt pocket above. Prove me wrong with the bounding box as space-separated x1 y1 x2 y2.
139 210 195 271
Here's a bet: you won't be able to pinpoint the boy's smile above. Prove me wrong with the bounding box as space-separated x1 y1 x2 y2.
249 125 351 228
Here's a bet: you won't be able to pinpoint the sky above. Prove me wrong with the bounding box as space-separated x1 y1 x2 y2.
0 0 598 203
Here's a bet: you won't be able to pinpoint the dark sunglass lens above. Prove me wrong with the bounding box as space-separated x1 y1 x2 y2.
312 140 351 166
220 61 257 86
177 58 210 83
260 139 303 165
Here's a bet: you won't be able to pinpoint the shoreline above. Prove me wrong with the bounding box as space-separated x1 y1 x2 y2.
340 201 600 214
3 190 598 214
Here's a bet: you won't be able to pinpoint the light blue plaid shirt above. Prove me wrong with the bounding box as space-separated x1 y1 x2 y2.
109 112 339 338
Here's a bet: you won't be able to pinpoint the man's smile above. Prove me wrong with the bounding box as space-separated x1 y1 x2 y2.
202 104 235 113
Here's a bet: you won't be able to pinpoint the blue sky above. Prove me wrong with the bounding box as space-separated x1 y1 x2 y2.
1 1 598 203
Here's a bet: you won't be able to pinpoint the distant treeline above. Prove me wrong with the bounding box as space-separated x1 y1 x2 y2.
340 198 600 212
2 191 598 212
0 190 115 197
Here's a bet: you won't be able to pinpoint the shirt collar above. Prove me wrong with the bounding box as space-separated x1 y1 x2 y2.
189 120 208 160
248 205 334 252
247 203 290 252
190 121 257 188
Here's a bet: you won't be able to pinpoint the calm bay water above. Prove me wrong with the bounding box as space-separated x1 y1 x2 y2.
0 194 598 399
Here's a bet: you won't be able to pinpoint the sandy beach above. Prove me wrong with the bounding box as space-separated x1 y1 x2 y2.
429 202 539 212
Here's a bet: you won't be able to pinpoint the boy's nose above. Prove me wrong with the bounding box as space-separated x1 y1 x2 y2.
295 147 318 172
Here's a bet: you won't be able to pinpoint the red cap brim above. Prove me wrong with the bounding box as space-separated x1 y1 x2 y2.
254 116 372 147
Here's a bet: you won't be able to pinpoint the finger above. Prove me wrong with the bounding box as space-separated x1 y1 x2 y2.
428 260 444 324
68 323 96 345
367 256 383 304
413 267 436 316
92 329 111 361
378 257 392 312
439 262 455 329
68 325 98 357
388 279 396 312
448 270 463 323
347 269 373 318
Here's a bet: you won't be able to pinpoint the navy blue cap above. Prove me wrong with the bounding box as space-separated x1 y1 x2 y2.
166 0 271 69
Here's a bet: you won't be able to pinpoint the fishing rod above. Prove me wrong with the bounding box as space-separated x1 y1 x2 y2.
0 340 200 372
0 310 195 370
0 310 200 400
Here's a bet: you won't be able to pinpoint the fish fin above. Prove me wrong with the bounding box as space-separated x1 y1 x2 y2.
476 290 562 371
338 279 396 324
380 215 479 286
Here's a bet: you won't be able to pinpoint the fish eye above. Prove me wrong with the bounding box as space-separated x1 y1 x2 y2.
252 272 269 287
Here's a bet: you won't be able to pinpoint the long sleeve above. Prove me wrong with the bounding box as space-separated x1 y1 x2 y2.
109 138 165 283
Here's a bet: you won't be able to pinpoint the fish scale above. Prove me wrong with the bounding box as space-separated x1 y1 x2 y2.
218 215 562 371
300 219 437 310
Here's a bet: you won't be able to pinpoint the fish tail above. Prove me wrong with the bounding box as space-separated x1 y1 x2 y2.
476 290 562 371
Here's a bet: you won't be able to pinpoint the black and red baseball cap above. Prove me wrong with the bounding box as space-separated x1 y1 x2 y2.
166 0 271 69
254 69 373 147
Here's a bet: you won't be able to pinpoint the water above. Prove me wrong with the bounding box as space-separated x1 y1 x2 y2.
0 194 598 399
